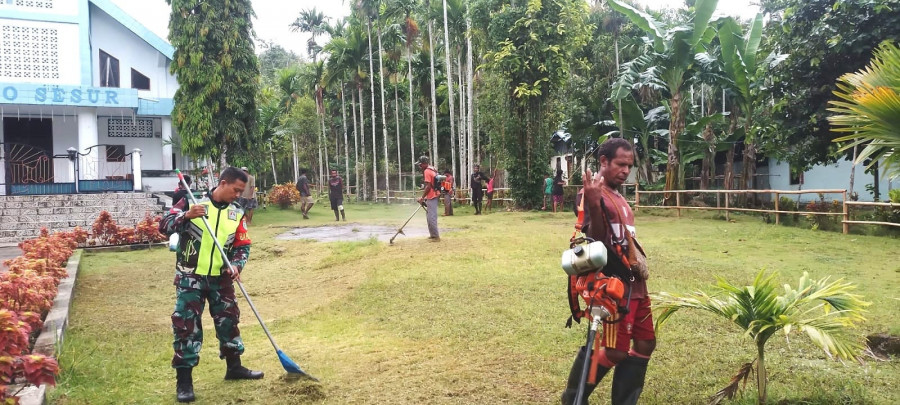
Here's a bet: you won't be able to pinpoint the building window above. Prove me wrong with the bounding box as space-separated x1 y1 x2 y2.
131 68 150 90
99 50 119 87
106 145 126 163
789 165 804 185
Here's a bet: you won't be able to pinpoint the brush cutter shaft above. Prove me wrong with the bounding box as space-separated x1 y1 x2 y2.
389 203 425 244
574 316 604 404
176 174 281 352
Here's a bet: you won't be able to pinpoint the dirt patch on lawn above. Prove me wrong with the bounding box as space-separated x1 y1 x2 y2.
275 224 432 242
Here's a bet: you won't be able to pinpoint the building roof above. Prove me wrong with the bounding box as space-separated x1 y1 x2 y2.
89 0 174 60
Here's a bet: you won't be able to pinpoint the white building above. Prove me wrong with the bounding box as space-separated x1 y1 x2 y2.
768 158 896 202
0 0 182 195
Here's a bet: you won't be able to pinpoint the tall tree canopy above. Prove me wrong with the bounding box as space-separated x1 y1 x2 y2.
759 0 900 171
479 0 591 207
167 0 260 167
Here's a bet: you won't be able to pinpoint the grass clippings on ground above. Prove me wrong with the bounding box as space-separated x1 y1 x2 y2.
50 202 899 404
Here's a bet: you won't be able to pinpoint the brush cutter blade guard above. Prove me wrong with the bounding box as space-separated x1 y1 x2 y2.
278 350 318 381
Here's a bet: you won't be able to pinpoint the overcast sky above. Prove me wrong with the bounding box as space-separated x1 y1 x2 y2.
110 0 760 57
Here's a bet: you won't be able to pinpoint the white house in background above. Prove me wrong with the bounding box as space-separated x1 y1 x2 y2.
0 0 184 196
768 158 896 202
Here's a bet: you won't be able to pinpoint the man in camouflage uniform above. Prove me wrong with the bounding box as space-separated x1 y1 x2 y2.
159 167 263 403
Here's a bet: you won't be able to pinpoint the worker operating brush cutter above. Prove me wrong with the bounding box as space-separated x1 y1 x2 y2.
560 138 654 405
161 168 315 403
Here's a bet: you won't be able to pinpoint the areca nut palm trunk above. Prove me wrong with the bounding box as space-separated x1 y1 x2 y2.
428 19 439 165
466 7 475 181
394 78 402 192
341 83 351 195
292 132 299 184
407 30 416 191
451 49 460 188
352 88 361 199
442 0 456 187
269 140 278 184
358 83 369 201
457 49 466 182
366 20 378 200
377 21 391 202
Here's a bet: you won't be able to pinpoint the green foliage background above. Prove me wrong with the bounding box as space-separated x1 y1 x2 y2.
167 0 260 166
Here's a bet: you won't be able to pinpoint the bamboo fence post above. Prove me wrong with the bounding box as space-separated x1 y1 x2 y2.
775 192 780 225
676 191 681 217
842 190 849 234
725 192 730 221
635 183 640 211
716 192 720 210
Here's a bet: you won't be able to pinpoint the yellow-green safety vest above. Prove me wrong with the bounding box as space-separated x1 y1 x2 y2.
189 199 243 276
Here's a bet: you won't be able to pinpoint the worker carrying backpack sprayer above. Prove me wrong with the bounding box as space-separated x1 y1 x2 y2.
560 138 653 405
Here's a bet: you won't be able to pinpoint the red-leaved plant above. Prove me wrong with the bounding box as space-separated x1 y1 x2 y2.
0 228 74 400
133 214 166 244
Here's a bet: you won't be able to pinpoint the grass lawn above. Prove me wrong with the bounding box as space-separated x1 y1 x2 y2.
50 201 899 404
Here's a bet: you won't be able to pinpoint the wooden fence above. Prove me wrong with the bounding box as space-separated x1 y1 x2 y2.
322 184 899 235
632 188 899 234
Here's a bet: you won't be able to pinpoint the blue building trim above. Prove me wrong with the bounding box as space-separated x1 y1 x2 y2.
88 0 174 60
0 9 79 24
78 0 92 86
137 98 174 116
0 82 139 108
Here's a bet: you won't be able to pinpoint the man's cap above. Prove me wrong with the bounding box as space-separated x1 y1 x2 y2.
240 167 248 171
417 156 430 164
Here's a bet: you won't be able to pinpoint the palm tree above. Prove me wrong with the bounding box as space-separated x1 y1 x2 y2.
830 41 900 180
375 4 392 202
465 3 474 183
427 0 439 165
291 8 328 64
441 0 457 188
655 271 869 404
608 0 719 202
277 66 304 183
386 0 420 189
257 87 283 184
326 25 370 200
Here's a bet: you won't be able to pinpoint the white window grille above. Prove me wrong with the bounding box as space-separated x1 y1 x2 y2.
15 1 54 8
108 118 154 138
0 1 55 8
0 23 60 80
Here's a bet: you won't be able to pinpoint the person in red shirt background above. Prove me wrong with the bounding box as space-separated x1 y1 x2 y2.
442 169 455 216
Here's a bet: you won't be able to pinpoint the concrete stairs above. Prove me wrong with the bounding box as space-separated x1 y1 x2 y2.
0 193 165 244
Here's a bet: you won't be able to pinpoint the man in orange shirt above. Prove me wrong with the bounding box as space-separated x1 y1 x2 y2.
442 169 454 216
416 156 440 241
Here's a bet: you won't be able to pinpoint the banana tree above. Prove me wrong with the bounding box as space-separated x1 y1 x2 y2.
829 41 900 180
608 0 719 203
601 98 668 184
717 15 787 192
655 271 869 404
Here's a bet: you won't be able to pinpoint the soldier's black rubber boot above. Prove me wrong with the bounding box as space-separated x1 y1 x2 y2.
334 209 340 221
610 356 649 405
560 346 610 405
340 209 346 221
224 356 264 380
175 367 195 403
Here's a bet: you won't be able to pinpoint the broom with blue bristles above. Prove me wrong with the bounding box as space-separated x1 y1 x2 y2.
175 169 317 380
